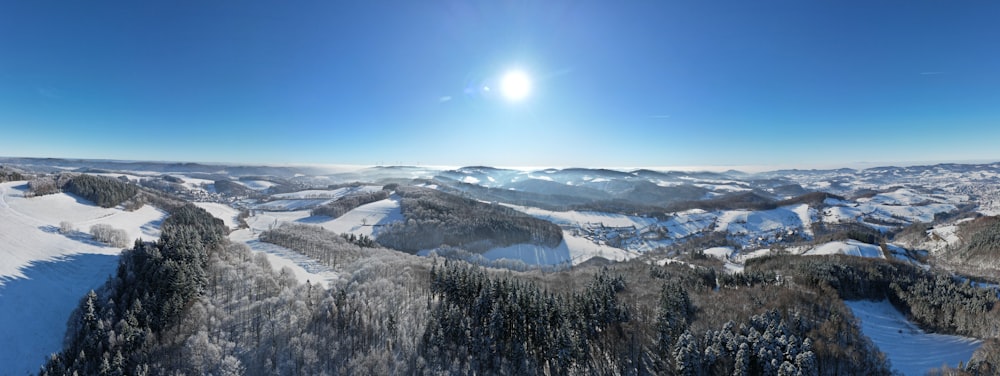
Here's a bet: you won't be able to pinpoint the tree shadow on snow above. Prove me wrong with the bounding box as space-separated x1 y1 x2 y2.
38 225 107 247
0 254 120 375
296 215 331 224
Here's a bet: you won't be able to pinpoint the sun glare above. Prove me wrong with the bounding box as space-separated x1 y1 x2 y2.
500 70 532 101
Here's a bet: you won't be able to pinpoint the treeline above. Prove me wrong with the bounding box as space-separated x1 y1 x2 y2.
260 223 374 267
665 191 846 214
64 174 139 208
743 255 1000 374
311 189 390 218
423 262 629 374
809 221 885 245
640 262 890 375
422 259 894 375
213 179 256 198
41 204 228 375
0 166 25 182
748 254 1000 340
26 174 73 197
376 186 563 253
667 192 777 212
940 216 1000 279
25 173 139 208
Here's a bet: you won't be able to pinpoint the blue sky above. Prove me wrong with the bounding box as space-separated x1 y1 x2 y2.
1 1 998 169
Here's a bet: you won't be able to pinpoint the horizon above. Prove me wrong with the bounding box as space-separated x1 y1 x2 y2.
4 154 999 175
2 2 999 167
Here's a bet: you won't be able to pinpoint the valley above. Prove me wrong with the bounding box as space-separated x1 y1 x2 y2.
3 158 1000 375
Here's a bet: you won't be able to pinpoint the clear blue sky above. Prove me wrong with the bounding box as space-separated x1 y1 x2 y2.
2 1 999 169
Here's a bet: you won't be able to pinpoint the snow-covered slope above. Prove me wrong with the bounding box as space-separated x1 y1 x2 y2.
822 188 959 228
234 197 404 282
715 204 815 241
229 229 337 288
194 202 241 230
802 240 885 258
270 185 382 200
0 182 165 280
310 196 403 237
0 181 166 375
845 300 982 375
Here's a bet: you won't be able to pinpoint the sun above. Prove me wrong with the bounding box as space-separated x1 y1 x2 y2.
500 70 532 101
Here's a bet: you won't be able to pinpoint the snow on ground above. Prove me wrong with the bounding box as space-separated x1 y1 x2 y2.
859 188 938 206
562 231 640 264
527 175 554 182
506 204 657 229
194 202 241 230
305 196 403 237
824 189 958 228
790 204 815 236
702 246 734 260
235 197 403 283
482 242 571 265
822 205 864 223
0 182 165 280
254 199 332 211
733 248 777 264
803 240 885 258
716 205 814 240
663 210 716 239
845 300 982 375
1 254 120 375
229 229 336 288
925 218 974 253
0 181 167 375
244 210 313 233
173 175 216 193
885 243 928 267
873 203 957 223
723 261 745 274
270 185 382 200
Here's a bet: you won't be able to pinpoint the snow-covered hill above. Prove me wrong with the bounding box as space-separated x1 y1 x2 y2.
0 181 166 375
846 300 982 375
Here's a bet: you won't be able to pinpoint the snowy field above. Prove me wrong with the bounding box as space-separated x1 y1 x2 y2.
482 230 641 266
229 229 337 288
822 188 959 227
508 204 658 229
254 198 332 211
308 196 404 237
845 300 982 375
0 182 165 281
714 204 815 238
194 202 241 229
229 197 404 285
0 181 167 375
802 240 885 258
270 185 383 200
